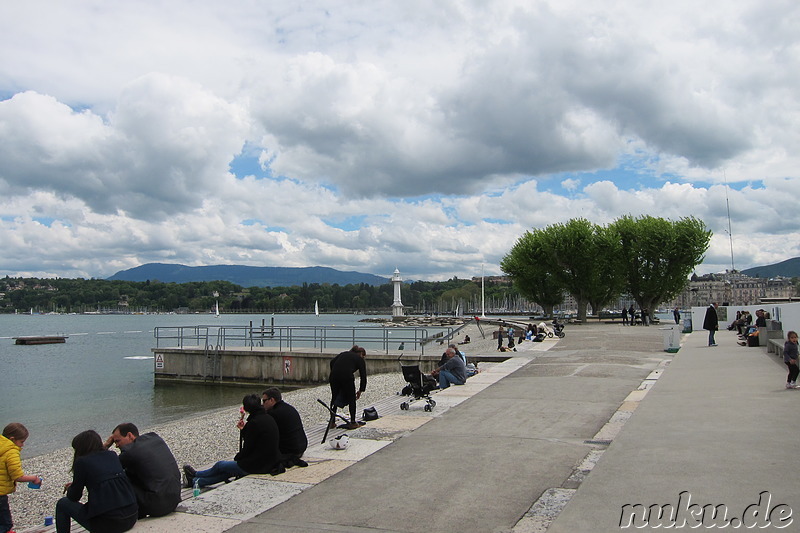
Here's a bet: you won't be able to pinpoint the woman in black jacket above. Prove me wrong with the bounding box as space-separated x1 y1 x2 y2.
56 430 137 533
183 394 281 487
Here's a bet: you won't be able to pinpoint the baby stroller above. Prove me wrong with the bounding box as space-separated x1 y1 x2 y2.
538 321 566 338
551 319 566 338
399 363 437 412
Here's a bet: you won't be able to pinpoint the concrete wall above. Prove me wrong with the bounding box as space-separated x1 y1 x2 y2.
152 347 512 386
690 301 800 342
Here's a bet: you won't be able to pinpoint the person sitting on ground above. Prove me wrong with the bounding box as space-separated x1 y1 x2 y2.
56 430 138 533
439 344 466 367
755 309 767 328
329 345 368 430
103 423 181 518
184 394 281 488
460 334 471 344
261 387 308 468
431 347 467 389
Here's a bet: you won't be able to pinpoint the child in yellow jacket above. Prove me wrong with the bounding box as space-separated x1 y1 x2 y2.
1 423 42 533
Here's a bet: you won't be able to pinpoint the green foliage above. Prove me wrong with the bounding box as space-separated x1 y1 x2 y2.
502 219 625 321
611 215 711 311
500 231 565 316
502 215 710 318
0 276 519 314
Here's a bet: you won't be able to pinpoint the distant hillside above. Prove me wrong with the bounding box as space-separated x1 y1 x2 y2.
741 257 800 278
107 263 389 287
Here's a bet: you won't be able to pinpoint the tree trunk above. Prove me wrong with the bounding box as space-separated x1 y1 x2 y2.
576 299 589 322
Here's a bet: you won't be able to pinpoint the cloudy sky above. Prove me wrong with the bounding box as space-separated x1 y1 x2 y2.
1 1 798 282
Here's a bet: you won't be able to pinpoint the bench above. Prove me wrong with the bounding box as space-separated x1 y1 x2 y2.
769 339 785 358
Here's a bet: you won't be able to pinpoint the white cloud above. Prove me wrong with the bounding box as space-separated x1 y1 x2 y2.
0 0 798 281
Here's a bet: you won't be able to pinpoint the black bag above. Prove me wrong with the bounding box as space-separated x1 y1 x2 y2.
362 406 379 421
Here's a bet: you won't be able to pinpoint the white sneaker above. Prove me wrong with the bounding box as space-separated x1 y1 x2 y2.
786 383 795 389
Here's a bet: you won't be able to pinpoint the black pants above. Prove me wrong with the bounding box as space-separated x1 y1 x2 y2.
330 379 357 422
786 362 799 384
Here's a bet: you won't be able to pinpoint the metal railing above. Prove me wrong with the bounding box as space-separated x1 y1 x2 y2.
154 324 455 355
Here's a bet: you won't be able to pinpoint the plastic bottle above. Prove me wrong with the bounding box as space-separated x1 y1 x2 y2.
28 476 42 489
193 478 200 498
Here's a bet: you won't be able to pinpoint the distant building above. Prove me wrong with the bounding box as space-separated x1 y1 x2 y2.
664 270 796 308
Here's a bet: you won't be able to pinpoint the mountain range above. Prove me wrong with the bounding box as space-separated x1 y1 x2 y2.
107 263 389 287
741 257 800 278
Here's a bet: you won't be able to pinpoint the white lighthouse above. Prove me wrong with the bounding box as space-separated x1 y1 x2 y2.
391 268 404 318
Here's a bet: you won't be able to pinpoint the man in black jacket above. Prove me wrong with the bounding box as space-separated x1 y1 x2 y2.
703 302 719 347
105 423 181 518
262 387 308 467
329 345 367 430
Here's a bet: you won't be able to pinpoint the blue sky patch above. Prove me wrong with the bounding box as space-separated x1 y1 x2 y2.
229 143 274 180
324 215 367 231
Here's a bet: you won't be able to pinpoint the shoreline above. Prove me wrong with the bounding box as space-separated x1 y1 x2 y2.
11 373 406 531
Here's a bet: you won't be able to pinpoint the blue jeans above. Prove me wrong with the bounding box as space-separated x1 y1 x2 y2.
1 495 12 533
438 370 464 389
708 329 716 345
195 461 249 487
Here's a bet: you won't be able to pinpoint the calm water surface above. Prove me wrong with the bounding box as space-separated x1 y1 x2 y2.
0 313 385 457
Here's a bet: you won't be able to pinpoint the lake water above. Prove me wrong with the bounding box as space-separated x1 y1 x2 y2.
0 312 387 457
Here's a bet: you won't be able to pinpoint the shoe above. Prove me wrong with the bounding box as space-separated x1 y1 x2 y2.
786 383 795 389
709 343 718 347
328 420 337 429
344 422 362 430
183 465 196 487
294 458 308 467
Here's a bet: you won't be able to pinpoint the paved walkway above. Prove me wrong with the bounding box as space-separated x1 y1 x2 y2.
547 325 797 531
61 321 795 532
199 322 671 533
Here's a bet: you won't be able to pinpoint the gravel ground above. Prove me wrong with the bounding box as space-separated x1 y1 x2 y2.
10 372 406 531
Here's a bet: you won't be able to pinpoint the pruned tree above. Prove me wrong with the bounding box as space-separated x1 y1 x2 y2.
611 215 711 312
500 231 564 316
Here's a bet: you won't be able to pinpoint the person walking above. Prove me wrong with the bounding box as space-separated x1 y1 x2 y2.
703 302 719 347
784 331 799 389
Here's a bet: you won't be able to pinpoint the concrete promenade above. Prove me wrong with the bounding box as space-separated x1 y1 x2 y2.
548 324 798 532
51 321 794 533
225 321 673 533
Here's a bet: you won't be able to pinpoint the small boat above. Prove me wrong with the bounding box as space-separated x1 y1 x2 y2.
13 335 68 345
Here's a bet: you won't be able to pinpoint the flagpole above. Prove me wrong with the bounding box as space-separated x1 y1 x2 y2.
481 263 486 318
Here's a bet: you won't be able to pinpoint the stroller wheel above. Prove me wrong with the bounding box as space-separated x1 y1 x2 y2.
400 402 409 410
424 404 432 412
547 331 553 338
557 332 565 338
430 400 436 408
